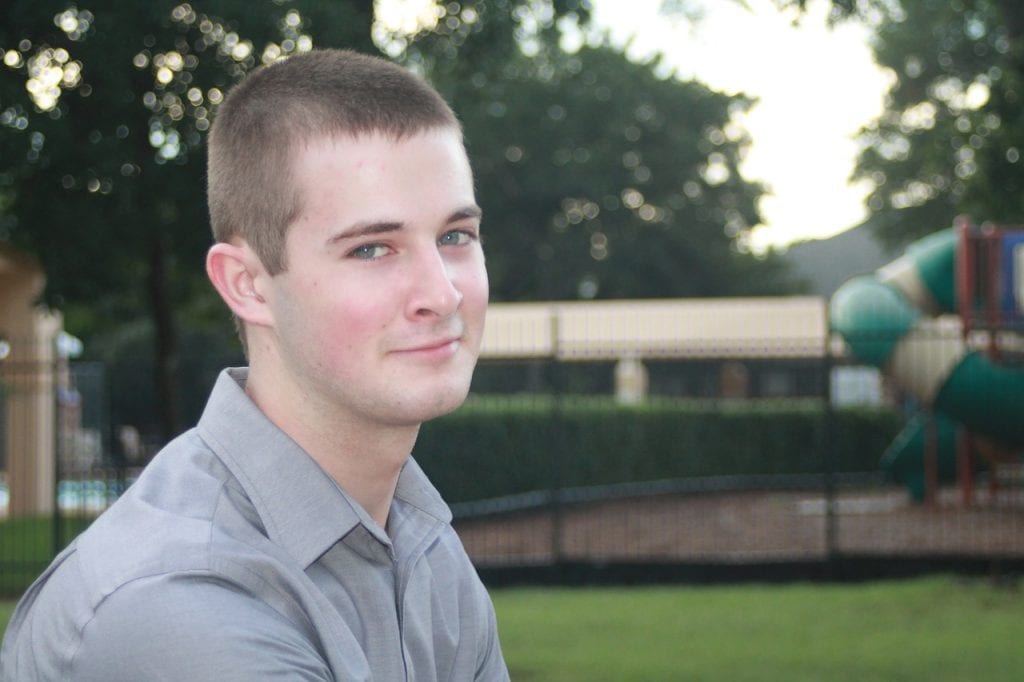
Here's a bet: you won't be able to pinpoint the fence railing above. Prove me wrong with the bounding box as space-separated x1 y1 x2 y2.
2 318 1023 595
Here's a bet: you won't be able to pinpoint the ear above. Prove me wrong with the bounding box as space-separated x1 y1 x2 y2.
206 240 274 329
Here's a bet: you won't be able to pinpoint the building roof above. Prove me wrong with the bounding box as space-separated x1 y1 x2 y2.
481 297 829 361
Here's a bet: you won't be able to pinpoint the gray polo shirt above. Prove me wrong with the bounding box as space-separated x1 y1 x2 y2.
1 368 508 681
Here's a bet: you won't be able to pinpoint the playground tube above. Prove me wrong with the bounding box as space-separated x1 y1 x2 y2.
830 228 1024 493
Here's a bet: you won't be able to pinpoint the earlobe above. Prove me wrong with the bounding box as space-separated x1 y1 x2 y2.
206 241 273 328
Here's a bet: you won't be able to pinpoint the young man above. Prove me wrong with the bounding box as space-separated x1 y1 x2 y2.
1 49 508 680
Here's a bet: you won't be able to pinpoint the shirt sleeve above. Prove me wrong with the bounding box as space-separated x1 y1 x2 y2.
70 574 334 682
475 591 511 682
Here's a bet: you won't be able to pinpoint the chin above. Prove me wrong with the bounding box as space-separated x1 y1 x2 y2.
428 387 471 419
406 381 472 424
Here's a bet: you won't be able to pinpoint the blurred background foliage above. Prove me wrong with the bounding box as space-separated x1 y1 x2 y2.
4 0 1023 441
782 0 1024 248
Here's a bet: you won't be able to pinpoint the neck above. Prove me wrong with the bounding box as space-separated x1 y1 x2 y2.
243 358 419 529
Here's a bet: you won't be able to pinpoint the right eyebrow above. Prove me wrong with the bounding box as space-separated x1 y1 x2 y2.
326 220 405 247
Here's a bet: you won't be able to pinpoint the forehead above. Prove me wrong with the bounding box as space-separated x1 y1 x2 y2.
284 129 475 236
291 126 467 174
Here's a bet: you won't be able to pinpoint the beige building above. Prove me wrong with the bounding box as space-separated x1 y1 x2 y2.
480 297 831 402
1 242 61 515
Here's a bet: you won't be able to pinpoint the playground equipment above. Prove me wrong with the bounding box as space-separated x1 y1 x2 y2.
830 218 1024 502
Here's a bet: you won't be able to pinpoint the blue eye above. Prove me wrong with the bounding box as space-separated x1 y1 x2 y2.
349 243 389 260
439 230 473 246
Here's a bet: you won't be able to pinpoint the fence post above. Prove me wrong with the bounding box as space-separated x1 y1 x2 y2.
823 328 839 575
547 309 564 570
51 356 62 558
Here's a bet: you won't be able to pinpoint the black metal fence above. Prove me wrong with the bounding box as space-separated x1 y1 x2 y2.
449 348 1024 585
2 317 1023 596
0 349 143 594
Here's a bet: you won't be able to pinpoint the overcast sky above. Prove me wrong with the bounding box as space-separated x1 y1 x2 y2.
590 0 893 250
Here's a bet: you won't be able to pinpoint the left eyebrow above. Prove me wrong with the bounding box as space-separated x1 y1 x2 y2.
326 205 483 247
448 205 483 224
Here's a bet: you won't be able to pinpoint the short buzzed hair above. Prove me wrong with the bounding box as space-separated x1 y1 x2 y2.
207 49 460 274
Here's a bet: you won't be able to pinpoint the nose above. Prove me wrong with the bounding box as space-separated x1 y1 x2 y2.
407 247 462 319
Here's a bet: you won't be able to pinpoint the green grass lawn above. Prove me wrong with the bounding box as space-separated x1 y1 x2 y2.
493 576 1024 681
3 576 1021 679
0 601 13 637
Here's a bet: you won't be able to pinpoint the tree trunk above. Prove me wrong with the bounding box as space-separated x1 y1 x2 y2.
349 0 378 53
147 230 181 443
996 0 1024 41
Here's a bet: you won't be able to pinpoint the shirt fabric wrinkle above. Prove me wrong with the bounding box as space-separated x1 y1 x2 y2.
0 367 509 681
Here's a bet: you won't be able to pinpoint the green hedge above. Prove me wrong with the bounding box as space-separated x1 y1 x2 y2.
0 516 92 597
414 397 903 504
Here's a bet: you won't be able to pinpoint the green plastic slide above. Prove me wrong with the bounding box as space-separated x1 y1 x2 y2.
830 228 1024 496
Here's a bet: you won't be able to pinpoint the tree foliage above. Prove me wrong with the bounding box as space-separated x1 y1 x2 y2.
786 0 1024 247
2 0 800 439
395 1 797 300
1 0 375 307
0 0 375 437
472 46 794 300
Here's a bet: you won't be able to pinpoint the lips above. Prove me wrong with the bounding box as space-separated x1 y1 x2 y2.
391 333 465 360
403 337 460 353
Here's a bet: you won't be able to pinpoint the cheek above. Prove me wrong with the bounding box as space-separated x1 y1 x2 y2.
317 294 391 350
311 265 409 342
460 258 490 312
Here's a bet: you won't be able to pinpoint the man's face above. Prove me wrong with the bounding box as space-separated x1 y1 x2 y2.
262 128 488 429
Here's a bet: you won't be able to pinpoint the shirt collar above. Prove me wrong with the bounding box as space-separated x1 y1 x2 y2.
197 368 450 567
394 457 452 525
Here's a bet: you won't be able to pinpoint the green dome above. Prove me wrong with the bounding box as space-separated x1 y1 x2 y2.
830 276 919 366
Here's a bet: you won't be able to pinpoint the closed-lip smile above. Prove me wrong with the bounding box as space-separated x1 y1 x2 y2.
395 336 461 355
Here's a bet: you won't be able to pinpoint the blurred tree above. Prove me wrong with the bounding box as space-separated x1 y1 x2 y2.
466 45 798 300
0 0 373 440
393 1 798 300
1 0 800 442
781 0 1024 247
